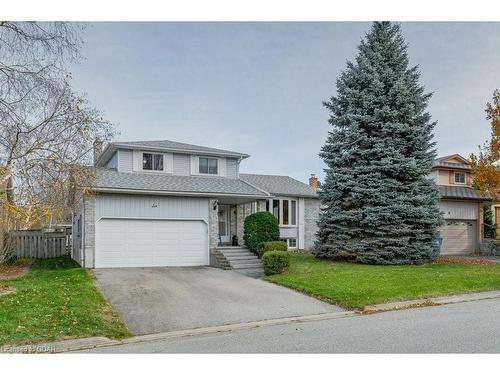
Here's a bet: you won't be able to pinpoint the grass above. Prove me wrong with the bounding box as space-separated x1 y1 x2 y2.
265 252 500 309
0 257 130 346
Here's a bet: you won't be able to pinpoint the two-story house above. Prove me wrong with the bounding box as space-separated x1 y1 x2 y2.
72 140 320 269
431 154 490 255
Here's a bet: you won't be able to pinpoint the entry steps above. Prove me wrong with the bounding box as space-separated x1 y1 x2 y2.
215 246 264 278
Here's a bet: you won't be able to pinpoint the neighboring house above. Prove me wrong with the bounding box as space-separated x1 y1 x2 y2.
72 140 319 268
431 154 490 255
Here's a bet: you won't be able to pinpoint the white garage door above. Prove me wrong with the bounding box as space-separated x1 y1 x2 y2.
439 220 477 255
95 219 208 268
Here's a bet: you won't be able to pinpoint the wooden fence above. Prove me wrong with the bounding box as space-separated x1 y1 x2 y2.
9 229 71 259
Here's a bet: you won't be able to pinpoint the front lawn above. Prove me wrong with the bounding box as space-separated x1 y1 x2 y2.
0 257 130 346
265 252 500 309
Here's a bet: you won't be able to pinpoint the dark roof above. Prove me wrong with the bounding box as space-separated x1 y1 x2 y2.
240 173 318 198
89 169 269 197
438 185 490 201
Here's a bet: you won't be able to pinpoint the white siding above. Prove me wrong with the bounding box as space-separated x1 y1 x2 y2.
226 158 239 179
173 153 190 176
118 149 133 172
95 194 209 222
440 200 478 220
280 227 298 238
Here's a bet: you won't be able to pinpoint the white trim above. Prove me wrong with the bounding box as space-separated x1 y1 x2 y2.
94 216 209 268
132 150 173 174
266 197 298 227
191 155 227 177
112 143 249 159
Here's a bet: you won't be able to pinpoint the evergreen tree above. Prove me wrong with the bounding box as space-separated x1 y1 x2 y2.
314 22 443 265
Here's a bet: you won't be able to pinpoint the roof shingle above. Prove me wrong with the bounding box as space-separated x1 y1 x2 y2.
90 169 268 197
239 173 318 198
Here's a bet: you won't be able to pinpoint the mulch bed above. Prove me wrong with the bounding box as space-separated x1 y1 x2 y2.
437 256 494 266
0 263 31 280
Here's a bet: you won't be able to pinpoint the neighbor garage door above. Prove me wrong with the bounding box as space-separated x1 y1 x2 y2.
439 220 477 255
95 219 208 268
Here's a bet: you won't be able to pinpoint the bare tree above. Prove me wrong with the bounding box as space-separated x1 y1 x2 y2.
0 22 115 234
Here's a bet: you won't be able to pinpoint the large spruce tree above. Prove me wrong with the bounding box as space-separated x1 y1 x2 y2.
314 22 442 265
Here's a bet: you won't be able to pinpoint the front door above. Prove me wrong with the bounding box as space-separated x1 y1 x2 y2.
218 205 231 244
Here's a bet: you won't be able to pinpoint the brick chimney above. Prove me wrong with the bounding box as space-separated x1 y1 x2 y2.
93 137 103 166
309 174 320 189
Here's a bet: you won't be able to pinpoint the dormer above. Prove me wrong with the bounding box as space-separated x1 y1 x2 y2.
95 140 249 179
430 154 472 187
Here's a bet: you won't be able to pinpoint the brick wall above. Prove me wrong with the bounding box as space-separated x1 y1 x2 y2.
304 198 320 250
83 194 96 268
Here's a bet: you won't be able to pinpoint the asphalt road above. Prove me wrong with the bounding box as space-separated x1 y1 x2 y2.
82 298 500 353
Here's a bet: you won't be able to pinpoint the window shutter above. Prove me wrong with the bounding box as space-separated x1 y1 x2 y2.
449 171 453 184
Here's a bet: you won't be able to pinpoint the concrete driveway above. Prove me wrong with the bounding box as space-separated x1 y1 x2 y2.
92 267 343 335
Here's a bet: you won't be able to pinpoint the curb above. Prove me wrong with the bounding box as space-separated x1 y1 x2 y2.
122 310 356 345
2 290 499 353
0 311 356 354
362 290 500 314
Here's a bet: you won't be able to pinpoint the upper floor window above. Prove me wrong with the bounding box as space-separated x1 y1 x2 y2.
199 157 218 175
454 171 466 184
143 153 164 171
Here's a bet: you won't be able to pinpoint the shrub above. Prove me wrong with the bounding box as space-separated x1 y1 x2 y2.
262 251 290 276
257 241 287 258
243 212 279 253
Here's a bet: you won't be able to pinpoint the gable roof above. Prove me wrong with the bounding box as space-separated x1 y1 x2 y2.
239 173 318 198
97 139 249 167
89 169 269 198
433 154 471 171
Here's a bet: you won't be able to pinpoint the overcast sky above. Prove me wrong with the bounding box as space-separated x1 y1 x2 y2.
71 22 500 183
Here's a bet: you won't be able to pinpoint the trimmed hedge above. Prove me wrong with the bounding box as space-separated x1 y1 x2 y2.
243 212 280 253
262 250 290 276
257 241 287 258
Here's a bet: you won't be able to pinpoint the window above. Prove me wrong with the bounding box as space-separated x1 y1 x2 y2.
283 200 289 225
199 157 218 175
143 153 164 171
281 238 297 248
272 200 280 220
268 198 297 226
454 172 466 184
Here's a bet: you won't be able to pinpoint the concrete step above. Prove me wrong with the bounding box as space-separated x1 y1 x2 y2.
230 259 262 265
222 255 258 261
223 253 257 259
219 250 252 255
231 263 263 270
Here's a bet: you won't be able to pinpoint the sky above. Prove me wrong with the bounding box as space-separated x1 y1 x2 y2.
70 22 500 183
